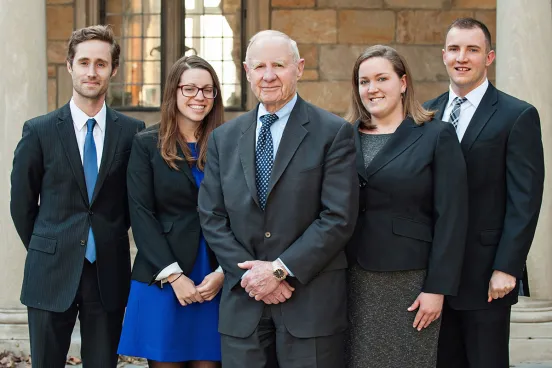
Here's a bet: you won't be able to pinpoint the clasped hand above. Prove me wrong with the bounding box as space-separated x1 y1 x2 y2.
238 260 295 304
169 271 224 306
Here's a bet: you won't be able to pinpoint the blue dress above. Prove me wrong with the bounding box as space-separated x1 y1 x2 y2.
118 143 221 362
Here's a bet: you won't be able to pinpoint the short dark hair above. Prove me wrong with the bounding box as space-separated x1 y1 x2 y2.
446 18 492 52
66 25 121 69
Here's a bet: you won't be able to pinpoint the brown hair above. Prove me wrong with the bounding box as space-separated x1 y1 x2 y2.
67 25 120 69
345 45 434 129
447 18 492 52
159 55 224 171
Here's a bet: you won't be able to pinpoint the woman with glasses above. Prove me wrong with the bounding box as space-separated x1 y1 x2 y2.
118 55 225 368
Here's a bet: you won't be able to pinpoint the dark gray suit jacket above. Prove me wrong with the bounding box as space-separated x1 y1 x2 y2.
10 103 145 312
198 95 359 338
424 83 544 310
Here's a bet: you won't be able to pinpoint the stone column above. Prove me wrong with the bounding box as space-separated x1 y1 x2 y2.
496 0 552 363
0 0 47 354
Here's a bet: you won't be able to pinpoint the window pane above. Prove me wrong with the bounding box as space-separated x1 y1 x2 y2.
125 15 143 37
106 15 123 37
123 38 142 61
143 15 161 37
127 0 142 13
144 38 162 60
143 61 162 84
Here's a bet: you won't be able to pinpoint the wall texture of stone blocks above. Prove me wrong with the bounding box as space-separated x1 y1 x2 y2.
271 0 497 115
45 0 497 116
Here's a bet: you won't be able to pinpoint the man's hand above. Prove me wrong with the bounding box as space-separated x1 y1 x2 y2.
261 280 295 305
196 271 224 301
407 292 444 331
488 270 516 302
238 260 280 300
169 273 204 306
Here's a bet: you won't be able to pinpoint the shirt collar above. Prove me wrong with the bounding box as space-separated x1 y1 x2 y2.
257 93 298 122
70 98 107 132
447 78 489 110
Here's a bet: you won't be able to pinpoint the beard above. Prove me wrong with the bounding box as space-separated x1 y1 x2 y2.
73 80 109 101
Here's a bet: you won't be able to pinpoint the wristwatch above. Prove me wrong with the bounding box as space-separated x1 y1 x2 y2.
272 261 287 281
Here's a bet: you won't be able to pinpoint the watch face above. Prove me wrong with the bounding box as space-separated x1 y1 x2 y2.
274 269 285 279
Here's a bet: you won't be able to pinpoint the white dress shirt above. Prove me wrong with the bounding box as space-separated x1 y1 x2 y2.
70 98 106 166
441 79 489 141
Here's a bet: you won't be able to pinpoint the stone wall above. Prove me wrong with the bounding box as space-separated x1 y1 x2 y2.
272 0 496 115
46 0 76 112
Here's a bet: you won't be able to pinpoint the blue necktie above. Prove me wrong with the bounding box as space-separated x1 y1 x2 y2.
84 118 98 263
255 114 278 210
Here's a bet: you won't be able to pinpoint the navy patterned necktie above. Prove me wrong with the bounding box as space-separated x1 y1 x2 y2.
255 113 279 210
84 118 98 263
449 96 468 130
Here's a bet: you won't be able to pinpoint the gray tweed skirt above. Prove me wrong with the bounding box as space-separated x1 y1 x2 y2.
345 264 440 368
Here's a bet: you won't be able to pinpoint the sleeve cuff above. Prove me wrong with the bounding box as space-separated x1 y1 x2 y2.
155 262 183 281
277 258 294 277
215 265 223 273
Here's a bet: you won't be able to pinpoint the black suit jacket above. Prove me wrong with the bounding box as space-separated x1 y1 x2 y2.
424 83 544 310
127 125 218 284
198 95 359 338
347 117 468 295
10 103 145 312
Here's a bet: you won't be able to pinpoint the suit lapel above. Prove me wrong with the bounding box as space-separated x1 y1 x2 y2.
433 93 449 121
365 117 423 179
238 108 260 207
176 144 198 188
460 83 498 153
267 97 308 196
91 107 121 204
353 120 368 183
56 104 89 205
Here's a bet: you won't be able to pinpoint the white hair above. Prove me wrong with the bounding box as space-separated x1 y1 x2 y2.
244 30 301 66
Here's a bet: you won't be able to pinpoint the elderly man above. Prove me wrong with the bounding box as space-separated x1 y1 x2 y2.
198 30 358 368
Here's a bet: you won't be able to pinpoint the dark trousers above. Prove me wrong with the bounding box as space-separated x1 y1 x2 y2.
437 301 511 368
27 261 124 368
221 304 345 368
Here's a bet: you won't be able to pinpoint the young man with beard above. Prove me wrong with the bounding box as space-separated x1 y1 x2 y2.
10 25 145 368
424 18 544 368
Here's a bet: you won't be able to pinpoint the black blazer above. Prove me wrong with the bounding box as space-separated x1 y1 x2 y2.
127 125 218 284
424 82 544 310
10 103 145 312
198 95 359 338
347 117 468 296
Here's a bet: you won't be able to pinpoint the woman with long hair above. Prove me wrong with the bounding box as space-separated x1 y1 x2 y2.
118 55 225 368
345 45 468 368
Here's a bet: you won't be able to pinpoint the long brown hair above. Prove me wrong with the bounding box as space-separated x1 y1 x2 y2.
345 45 434 129
159 55 224 171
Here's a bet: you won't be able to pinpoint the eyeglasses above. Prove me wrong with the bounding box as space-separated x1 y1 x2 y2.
178 84 217 99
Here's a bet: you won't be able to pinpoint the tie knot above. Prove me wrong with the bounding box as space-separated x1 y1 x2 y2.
453 97 467 106
86 118 96 133
260 114 278 128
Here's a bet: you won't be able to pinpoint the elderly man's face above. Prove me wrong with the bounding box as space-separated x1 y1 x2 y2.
244 37 304 113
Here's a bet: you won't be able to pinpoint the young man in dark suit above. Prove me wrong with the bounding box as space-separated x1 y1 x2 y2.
198 30 358 368
10 25 145 367
424 18 544 368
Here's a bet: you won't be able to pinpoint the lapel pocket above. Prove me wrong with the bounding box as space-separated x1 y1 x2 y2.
28 235 57 254
392 217 433 243
480 229 502 246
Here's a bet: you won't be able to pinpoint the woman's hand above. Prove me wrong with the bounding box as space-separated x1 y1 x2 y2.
196 271 225 301
407 292 444 331
169 273 204 306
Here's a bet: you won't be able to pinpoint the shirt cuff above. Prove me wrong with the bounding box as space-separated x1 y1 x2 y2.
155 262 183 281
215 265 223 273
241 270 250 279
277 258 294 277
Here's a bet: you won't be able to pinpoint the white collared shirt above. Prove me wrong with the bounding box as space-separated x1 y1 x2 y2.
442 79 489 141
69 98 106 168
255 93 298 158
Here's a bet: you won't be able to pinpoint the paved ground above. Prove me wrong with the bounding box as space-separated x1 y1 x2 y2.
60 362 552 368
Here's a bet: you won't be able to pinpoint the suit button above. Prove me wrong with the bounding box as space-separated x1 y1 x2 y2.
80 240 86 246
88 210 93 215
265 232 271 238
361 208 366 212
359 181 366 188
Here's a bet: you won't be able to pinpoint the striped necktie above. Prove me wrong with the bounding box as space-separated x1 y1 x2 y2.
449 97 467 130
